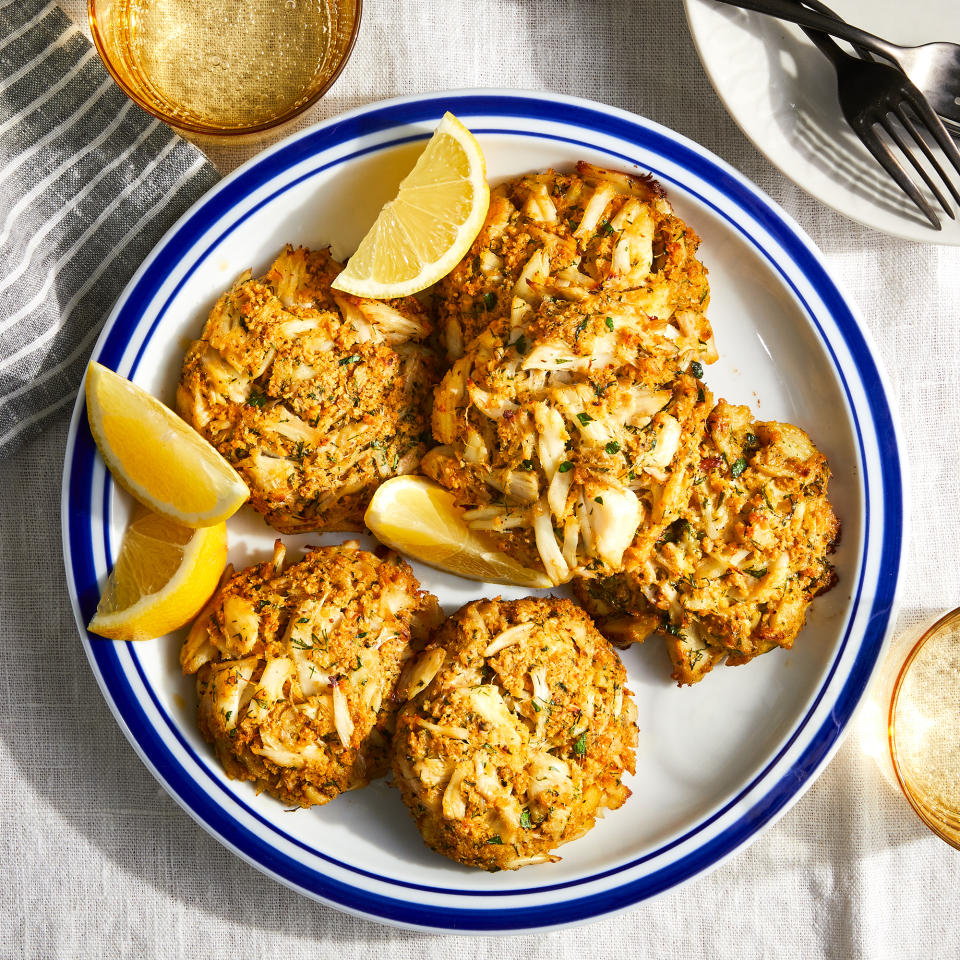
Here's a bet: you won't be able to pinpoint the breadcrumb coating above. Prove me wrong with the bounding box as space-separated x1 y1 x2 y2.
177 245 439 533
392 597 637 870
425 292 713 584
181 540 441 807
435 162 716 365
574 401 839 684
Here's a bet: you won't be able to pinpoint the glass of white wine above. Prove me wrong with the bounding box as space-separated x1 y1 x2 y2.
889 607 960 848
88 0 361 136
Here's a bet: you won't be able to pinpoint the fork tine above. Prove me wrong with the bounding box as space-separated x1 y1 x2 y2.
901 87 960 183
895 106 960 209
858 124 941 229
883 111 956 216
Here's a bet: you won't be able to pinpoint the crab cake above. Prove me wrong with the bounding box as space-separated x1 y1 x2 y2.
181 540 442 807
177 245 439 534
436 162 717 364
425 293 713 585
575 401 839 685
392 597 637 871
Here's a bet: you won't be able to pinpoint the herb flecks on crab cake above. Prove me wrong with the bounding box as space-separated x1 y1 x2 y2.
392 596 637 871
574 401 840 685
177 245 439 534
181 540 441 808
435 162 717 365
425 291 713 585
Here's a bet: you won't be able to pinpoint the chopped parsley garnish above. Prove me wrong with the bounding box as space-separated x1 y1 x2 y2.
661 614 683 638
661 518 693 543
604 440 620 455
598 220 615 236
576 412 594 425
573 731 588 756
558 460 573 473
594 496 604 505
513 334 528 355
745 566 768 579
338 354 362 366
487 835 503 844
520 458 536 471
730 457 748 478
605 316 615 331
246 391 269 407
483 291 497 310
689 360 704 379
520 809 533 829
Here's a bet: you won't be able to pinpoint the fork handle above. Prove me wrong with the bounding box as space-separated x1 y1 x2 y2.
710 0 899 61
793 0 874 60
782 0 852 69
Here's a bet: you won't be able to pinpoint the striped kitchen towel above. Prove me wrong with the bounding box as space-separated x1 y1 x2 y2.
0 0 220 457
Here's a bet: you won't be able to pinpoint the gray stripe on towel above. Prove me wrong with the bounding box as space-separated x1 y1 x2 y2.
0 0 220 456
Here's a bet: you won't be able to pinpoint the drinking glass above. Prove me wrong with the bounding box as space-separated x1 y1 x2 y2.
88 0 361 136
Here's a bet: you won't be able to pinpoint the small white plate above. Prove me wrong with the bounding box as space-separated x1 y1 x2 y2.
61 90 903 933
685 0 960 243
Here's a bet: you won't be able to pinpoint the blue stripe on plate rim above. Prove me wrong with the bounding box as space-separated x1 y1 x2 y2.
60 90 903 934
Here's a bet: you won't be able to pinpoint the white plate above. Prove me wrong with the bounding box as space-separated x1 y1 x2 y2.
685 0 960 243
61 90 903 933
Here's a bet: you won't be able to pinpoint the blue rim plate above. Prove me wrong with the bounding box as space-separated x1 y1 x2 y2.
61 90 904 934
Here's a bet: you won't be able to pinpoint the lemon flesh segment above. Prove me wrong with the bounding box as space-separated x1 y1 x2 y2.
332 112 490 299
85 362 248 527
88 510 228 642
364 476 552 590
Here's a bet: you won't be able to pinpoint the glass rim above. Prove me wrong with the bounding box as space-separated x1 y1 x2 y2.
888 604 960 850
86 0 363 137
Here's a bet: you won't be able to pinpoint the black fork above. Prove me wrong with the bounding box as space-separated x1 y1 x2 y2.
805 20 960 228
714 0 960 228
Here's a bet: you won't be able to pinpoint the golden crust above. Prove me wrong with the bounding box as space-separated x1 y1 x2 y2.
392 597 637 870
177 245 440 533
181 540 441 807
425 291 713 585
435 163 716 364
574 401 839 684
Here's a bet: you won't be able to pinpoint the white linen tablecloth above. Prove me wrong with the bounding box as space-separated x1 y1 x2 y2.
4 1 959 956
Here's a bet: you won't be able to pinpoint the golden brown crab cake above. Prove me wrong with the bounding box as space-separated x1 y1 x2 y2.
177 245 439 534
392 597 637 871
574 401 839 685
436 162 716 364
181 540 442 807
425 295 713 585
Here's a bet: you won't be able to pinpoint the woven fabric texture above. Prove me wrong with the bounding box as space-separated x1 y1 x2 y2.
0 0 219 456
2 1 959 958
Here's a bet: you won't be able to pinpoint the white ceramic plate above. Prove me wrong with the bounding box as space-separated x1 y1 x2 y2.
685 0 960 244
61 90 903 933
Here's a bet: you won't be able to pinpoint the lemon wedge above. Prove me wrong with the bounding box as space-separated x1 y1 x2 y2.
85 362 248 527
364 476 552 589
88 509 227 642
331 112 490 299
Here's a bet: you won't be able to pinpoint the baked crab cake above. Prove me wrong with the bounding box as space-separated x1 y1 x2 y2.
181 540 441 807
392 597 637 870
425 294 713 585
574 401 839 685
435 162 717 364
177 245 438 534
